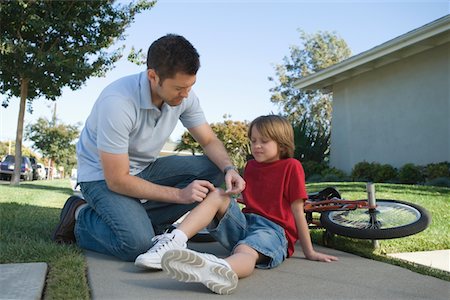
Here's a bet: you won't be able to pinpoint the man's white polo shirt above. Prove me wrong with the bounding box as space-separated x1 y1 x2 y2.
76 71 206 182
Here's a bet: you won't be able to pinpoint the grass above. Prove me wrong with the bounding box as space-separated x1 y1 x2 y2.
0 179 89 299
0 180 448 299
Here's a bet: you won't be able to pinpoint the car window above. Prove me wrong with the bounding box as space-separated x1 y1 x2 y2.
3 155 15 163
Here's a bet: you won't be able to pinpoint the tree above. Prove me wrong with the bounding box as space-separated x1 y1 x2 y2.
25 117 79 179
269 30 351 135
175 117 251 170
0 141 36 158
0 0 155 185
293 118 330 163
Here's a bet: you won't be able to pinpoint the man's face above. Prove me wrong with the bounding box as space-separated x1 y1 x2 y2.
149 70 196 107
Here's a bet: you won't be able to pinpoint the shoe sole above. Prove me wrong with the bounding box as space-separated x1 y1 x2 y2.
162 249 238 295
51 196 84 243
134 257 162 270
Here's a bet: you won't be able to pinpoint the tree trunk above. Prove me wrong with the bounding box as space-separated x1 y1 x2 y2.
48 158 54 180
11 78 29 185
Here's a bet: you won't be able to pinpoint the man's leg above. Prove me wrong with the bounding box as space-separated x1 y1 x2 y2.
76 180 154 261
76 155 222 261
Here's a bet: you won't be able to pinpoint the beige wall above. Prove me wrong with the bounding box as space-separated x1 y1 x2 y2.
330 42 449 173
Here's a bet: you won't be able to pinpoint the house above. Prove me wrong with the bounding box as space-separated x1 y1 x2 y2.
294 15 450 174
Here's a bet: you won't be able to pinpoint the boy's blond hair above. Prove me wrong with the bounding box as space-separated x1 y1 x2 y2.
248 115 295 159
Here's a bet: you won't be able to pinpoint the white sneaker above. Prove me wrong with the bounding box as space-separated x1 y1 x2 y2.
161 249 238 295
135 232 186 270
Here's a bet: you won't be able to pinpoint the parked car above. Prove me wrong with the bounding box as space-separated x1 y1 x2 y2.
0 155 34 181
35 163 47 180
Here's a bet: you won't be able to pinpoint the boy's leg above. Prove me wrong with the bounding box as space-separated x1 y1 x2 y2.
135 188 230 269
161 248 238 295
206 199 248 251
138 155 223 232
176 189 231 238
225 244 260 278
133 155 224 269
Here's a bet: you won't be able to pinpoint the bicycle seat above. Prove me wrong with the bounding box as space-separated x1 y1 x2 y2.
308 187 341 201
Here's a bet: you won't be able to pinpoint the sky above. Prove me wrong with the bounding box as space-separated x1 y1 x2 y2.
1 0 448 146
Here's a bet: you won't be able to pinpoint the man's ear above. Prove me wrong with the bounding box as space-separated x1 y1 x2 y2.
147 69 158 83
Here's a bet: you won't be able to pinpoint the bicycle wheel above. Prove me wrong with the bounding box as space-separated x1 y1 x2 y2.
320 199 431 239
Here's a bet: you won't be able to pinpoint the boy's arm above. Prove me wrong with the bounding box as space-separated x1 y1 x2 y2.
291 199 338 262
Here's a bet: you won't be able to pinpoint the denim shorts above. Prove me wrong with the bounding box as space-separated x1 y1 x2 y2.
207 200 288 269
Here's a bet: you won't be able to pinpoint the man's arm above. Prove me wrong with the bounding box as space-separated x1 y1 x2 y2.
100 151 214 204
188 123 246 194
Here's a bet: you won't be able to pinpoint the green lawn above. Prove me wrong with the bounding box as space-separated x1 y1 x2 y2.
0 179 89 299
0 180 448 299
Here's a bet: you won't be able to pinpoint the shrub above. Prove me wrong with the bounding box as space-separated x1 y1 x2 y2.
351 161 376 181
321 167 348 182
374 164 398 183
425 162 450 180
322 173 346 182
398 163 424 184
424 177 450 188
306 174 323 183
301 160 328 177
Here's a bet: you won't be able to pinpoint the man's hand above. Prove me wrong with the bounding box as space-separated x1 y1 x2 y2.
178 180 215 203
224 169 246 194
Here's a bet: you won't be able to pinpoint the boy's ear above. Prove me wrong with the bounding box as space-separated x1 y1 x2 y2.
279 146 286 157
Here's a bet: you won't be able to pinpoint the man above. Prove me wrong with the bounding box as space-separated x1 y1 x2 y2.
52 34 246 262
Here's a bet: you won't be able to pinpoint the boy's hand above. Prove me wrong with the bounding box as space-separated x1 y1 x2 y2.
306 251 339 263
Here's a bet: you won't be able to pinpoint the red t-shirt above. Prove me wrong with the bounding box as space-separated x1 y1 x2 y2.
242 158 308 257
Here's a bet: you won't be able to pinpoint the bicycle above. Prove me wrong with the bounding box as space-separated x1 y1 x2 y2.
304 183 430 241
189 183 431 242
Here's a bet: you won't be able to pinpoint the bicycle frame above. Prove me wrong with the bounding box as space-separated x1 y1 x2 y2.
304 197 376 230
304 183 378 229
304 198 370 213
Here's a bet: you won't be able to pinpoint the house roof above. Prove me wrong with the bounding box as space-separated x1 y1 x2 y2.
294 15 450 92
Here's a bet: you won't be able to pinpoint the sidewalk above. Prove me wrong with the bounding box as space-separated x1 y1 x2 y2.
71 182 449 299
85 242 450 300
388 250 450 273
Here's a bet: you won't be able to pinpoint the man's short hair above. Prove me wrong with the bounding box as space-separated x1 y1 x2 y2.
147 34 200 82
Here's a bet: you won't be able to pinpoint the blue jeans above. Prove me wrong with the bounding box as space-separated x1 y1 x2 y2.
76 155 223 261
207 200 288 269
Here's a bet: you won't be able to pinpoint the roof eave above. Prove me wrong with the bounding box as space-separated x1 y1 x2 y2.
294 15 450 92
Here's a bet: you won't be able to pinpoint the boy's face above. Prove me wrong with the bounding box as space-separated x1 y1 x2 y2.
148 70 196 107
250 127 280 163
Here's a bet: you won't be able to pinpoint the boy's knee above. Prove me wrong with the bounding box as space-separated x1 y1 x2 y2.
205 188 231 216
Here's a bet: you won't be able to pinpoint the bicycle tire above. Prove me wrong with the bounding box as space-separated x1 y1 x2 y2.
320 199 431 240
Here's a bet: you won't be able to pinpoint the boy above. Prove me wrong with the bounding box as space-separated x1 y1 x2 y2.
135 115 337 294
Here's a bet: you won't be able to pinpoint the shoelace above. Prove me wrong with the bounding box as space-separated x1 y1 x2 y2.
148 232 174 253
